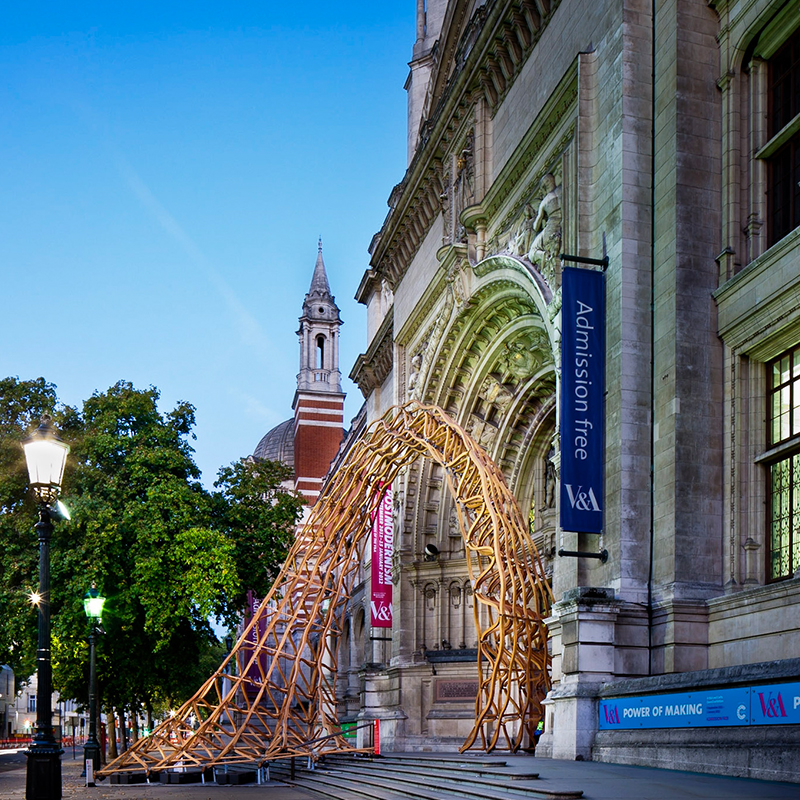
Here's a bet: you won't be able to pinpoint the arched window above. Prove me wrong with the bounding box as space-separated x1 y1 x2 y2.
316 335 326 369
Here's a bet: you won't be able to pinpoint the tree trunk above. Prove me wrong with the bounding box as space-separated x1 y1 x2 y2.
131 707 140 743
97 704 105 764
119 707 128 752
107 709 118 760
146 703 153 735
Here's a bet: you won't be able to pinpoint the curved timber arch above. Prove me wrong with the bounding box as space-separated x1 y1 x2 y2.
100 402 551 777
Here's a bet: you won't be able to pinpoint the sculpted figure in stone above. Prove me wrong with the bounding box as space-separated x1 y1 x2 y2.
446 262 467 311
448 504 459 535
479 375 514 411
408 352 423 397
527 173 562 284
381 279 394 311
453 134 475 241
512 203 535 257
543 458 556 509
502 339 539 381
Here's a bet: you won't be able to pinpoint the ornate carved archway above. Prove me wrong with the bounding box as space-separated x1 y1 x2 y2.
100 402 551 777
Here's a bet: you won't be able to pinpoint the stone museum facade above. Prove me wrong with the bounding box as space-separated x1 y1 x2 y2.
342 0 800 782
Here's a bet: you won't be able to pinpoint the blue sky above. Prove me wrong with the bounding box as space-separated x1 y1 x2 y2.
1 3 411 485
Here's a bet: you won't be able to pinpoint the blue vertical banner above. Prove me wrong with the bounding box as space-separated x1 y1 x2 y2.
560 266 605 533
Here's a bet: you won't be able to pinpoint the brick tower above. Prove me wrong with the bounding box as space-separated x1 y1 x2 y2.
292 241 345 504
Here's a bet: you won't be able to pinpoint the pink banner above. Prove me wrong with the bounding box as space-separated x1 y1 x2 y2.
370 485 393 628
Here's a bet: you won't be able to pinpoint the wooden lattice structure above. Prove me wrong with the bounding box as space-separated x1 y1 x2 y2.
99 401 551 777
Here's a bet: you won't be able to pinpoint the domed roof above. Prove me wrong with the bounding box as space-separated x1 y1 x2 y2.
253 418 294 467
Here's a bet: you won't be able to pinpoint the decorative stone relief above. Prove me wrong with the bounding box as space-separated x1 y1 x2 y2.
407 289 455 401
495 170 563 290
408 352 423 396
454 131 475 243
479 375 515 411
543 448 556 510
548 286 562 321
500 329 552 382
527 173 562 285
511 203 535 258
467 375 515 451
380 279 394 313
448 504 460 537
442 129 476 246
424 585 436 611
445 260 469 313
467 415 498 450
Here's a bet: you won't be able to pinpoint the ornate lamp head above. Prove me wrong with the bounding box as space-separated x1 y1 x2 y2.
22 416 70 505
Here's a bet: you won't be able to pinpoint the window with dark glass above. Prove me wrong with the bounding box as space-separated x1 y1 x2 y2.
767 345 800 581
767 29 800 246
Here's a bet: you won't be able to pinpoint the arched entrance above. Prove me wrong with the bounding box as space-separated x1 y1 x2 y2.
100 401 551 777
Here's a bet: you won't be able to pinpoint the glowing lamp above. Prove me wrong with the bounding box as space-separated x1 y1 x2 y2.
83 586 105 622
22 417 69 504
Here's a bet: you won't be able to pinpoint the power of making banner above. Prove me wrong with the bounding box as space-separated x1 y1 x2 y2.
598 682 800 730
560 266 605 534
370 485 393 628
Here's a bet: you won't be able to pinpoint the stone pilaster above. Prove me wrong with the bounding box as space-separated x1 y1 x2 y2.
545 587 623 760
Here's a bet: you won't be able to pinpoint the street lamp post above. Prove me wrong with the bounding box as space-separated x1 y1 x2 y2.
82 586 105 786
22 416 69 800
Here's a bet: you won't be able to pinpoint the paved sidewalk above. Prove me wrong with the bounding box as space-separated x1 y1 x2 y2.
516 755 800 799
0 755 318 800
1 751 798 800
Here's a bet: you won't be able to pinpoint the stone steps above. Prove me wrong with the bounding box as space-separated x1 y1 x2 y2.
269 754 584 800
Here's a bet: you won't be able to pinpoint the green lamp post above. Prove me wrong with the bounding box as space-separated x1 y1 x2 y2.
82 586 105 785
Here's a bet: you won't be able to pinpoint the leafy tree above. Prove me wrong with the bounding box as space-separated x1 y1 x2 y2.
50 381 239 715
0 377 303 728
0 377 75 679
211 457 304 613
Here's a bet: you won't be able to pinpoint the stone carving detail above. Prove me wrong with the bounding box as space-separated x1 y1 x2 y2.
443 130 475 245
543 449 556 510
502 171 563 288
407 289 455 401
448 504 460 537
511 203 535 258
500 330 552 381
381 279 394 312
478 375 515 411
454 131 475 242
446 260 468 312
527 173 562 284
408 352 423 396
424 585 436 611
467 376 515 451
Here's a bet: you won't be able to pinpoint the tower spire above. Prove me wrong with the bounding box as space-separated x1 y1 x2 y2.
297 241 342 395
292 242 346 505
308 239 332 300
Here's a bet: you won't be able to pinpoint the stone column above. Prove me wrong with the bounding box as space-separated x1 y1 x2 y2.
546 587 622 761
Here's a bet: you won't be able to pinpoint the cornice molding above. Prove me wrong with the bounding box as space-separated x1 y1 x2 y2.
370 0 563 290
349 307 394 397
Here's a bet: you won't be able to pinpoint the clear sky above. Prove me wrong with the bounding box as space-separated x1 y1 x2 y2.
1 2 412 485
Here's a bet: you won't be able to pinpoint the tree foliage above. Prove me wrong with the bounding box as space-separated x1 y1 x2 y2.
0 377 303 718
211 457 302 610
0 377 68 679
